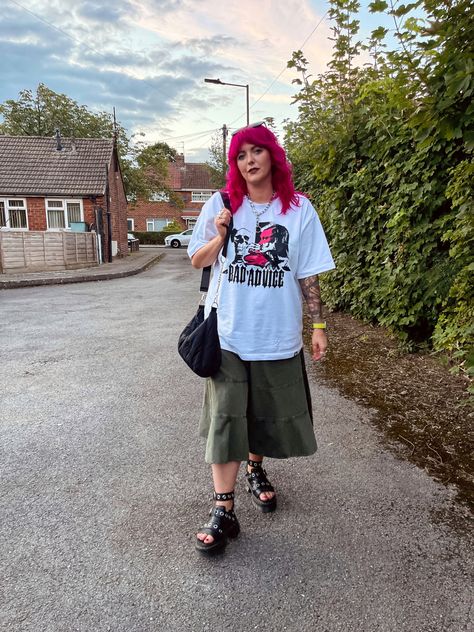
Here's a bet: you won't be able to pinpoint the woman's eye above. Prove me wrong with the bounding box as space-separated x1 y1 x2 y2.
237 154 245 160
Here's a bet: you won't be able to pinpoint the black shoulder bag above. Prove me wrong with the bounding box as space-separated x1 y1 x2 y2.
177 192 233 377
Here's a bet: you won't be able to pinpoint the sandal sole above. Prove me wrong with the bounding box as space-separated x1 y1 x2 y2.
195 527 240 555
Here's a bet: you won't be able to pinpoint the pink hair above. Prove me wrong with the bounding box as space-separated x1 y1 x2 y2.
224 125 300 214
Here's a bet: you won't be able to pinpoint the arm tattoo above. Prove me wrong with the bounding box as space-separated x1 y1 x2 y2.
299 274 323 321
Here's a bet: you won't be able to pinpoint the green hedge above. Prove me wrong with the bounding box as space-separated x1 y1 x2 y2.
285 0 474 383
131 231 168 245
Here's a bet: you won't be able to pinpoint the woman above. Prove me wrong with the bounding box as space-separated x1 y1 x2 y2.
187 123 335 555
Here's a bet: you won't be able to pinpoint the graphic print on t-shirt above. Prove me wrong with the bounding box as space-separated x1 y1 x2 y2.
226 222 290 288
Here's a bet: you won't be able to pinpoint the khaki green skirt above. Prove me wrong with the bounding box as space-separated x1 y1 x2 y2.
199 349 317 464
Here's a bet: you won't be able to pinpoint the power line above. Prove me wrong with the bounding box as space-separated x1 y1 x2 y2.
228 11 330 128
6 0 222 147
159 128 220 142
7 0 329 148
5 0 173 97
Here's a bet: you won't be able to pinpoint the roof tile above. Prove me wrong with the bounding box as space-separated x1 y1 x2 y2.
0 136 114 196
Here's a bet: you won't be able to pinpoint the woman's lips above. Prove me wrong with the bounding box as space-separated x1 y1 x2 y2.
248 168 259 174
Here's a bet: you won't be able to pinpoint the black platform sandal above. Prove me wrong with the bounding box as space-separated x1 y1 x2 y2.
195 491 240 555
245 459 277 513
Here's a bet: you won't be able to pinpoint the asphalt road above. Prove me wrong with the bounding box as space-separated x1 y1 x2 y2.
1 249 473 632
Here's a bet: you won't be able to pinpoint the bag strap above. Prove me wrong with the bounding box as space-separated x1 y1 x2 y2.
200 192 233 293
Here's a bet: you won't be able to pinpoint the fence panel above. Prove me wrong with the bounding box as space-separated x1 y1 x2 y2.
0 231 98 273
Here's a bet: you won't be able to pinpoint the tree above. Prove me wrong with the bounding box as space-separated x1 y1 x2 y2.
0 83 120 139
125 140 182 205
0 83 177 203
206 130 227 189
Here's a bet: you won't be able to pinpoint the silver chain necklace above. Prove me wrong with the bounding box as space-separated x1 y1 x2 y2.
246 192 275 219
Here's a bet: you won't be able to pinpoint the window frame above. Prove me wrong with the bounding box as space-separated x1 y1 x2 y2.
127 218 135 231
0 197 29 230
146 218 173 232
45 198 84 231
191 191 212 203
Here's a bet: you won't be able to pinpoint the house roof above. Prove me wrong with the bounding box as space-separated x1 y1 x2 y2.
0 135 115 196
167 156 213 190
181 163 213 189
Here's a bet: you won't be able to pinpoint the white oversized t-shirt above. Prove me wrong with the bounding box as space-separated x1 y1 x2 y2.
188 192 335 361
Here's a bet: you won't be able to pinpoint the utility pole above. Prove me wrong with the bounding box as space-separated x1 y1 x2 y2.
222 124 228 183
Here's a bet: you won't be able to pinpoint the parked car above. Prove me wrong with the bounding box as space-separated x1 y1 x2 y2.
127 233 139 245
164 228 194 248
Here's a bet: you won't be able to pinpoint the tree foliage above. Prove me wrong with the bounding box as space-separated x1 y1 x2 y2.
0 83 178 202
285 0 474 381
206 130 227 189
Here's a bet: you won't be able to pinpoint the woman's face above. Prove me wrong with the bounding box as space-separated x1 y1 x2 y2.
236 143 272 188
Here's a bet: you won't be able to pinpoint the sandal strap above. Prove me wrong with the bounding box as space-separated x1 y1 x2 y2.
247 459 264 468
199 506 238 538
213 490 235 502
245 467 275 493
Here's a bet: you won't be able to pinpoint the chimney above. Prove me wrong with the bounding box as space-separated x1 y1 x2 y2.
55 128 63 151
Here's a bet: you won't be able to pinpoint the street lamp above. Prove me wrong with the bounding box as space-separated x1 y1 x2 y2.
204 78 249 126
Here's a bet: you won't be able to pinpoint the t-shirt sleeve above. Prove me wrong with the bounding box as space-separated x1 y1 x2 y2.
187 192 221 258
296 198 336 279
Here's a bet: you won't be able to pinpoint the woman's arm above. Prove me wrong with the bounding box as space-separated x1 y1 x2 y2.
191 234 225 269
190 207 232 269
298 274 328 361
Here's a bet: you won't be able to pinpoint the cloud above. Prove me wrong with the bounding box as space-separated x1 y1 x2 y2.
159 55 235 78
175 34 240 56
76 0 135 24
0 0 339 160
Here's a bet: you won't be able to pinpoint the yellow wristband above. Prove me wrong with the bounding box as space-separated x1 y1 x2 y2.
312 322 327 329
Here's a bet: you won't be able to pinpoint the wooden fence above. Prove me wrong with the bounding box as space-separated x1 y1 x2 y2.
0 231 98 273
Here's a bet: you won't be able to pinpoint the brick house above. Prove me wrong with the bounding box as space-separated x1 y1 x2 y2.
0 135 128 273
128 154 216 232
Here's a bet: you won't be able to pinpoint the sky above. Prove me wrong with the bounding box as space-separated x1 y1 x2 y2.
1 0 406 162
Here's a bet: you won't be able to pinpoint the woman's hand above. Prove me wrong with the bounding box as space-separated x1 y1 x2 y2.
214 207 232 239
311 329 328 361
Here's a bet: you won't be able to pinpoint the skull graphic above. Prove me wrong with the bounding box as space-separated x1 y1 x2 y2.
231 228 252 263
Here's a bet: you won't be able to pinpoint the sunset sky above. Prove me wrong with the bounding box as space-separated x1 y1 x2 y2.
2 1 406 161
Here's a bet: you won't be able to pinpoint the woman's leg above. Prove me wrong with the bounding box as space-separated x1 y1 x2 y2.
247 452 275 501
197 460 241 544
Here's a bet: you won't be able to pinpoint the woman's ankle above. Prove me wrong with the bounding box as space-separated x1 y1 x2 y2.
215 499 234 511
247 457 263 472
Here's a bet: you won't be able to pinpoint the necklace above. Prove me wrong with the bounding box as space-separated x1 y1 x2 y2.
246 192 275 237
246 192 275 218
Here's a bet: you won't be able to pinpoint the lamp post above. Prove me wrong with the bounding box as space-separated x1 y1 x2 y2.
204 78 249 126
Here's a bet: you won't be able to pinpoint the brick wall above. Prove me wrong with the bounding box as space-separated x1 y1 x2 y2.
128 200 187 232
108 156 128 257
26 197 97 231
27 198 47 230
128 191 215 232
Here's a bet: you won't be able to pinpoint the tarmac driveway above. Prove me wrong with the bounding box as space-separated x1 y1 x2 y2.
1 250 472 632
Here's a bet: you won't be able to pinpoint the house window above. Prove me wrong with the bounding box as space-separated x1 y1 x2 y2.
46 199 83 229
127 218 134 231
146 218 170 231
191 191 212 203
0 198 28 229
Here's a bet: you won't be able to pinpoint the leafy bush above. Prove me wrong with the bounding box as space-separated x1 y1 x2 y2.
132 231 167 245
285 0 474 378
161 220 183 233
